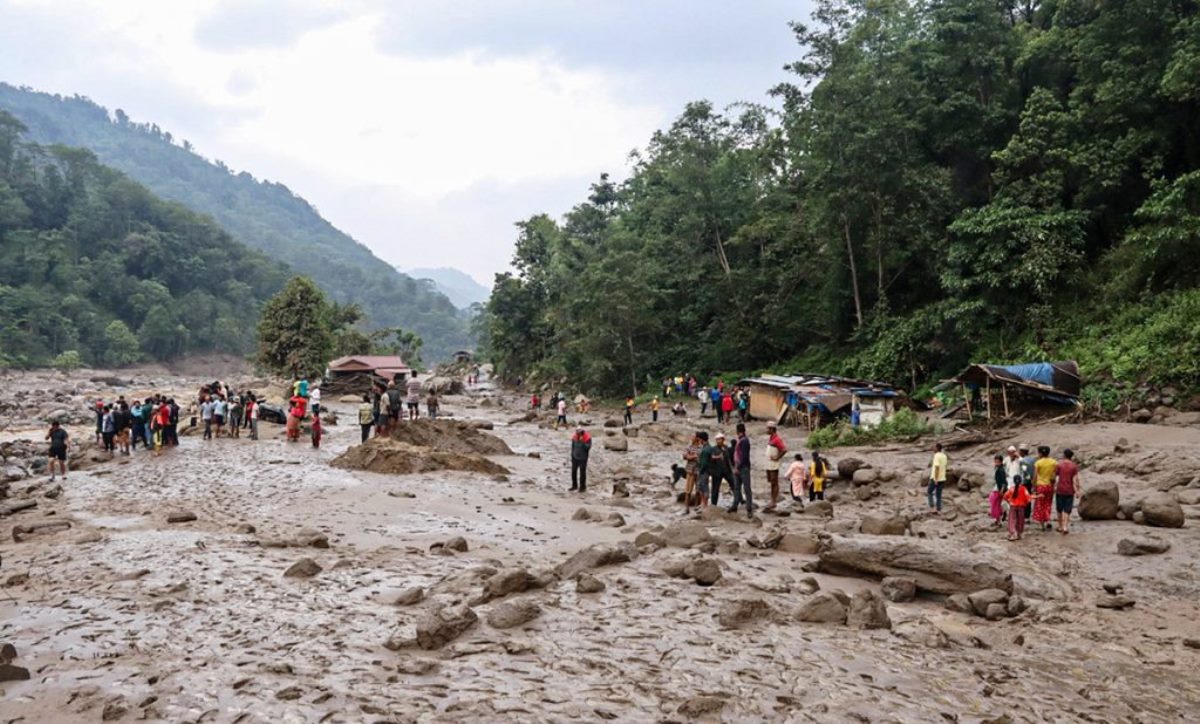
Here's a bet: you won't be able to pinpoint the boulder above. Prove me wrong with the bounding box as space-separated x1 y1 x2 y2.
422 376 464 395
797 577 820 594
718 598 774 628
851 468 879 487
622 426 639 438
415 605 478 649
684 557 723 586
944 593 973 614
283 558 322 578
1139 493 1185 528
677 696 726 718
662 521 713 548
603 436 628 452
837 458 868 480
392 586 425 606
880 576 917 603
802 501 834 518
818 535 1024 595
555 542 637 579
859 514 908 536
486 599 541 629
294 528 330 548
1131 408 1153 423
443 536 469 552
846 590 891 629
1078 480 1119 520
606 512 627 528
479 569 536 603
853 486 880 502
984 603 1008 621
634 531 666 548
796 592 848 624
572 507 594 521
968 589 1009 617
1117 536 1171 556
777 532 819 555
575 573 606 594
891 616 951 649
1006 595 1028 617
1096 594 1136 610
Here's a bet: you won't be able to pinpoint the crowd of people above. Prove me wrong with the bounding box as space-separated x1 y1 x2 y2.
91 395 181 457
356 371 437 442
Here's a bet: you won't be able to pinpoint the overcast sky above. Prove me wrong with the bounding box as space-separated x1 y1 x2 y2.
0 0 812 286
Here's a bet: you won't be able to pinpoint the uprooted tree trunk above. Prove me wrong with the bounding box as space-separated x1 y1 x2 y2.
816 534 1013 595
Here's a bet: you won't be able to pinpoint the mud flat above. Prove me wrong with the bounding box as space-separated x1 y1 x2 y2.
1 368 1199 721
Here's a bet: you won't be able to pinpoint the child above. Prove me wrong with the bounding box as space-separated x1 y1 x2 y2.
311 413 322 448
786 453 809 505
1003 477 1031 541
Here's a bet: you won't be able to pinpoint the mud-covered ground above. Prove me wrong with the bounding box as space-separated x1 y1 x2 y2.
1 365 1199 723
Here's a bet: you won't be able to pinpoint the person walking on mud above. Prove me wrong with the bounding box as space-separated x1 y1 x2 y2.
555 397 568 430
1004 474 1031 541
763 421 787 513
1032 445 1058 531
570 425 592 492
927 442 948 514
45 420 70 481
358 394 375 443
683 432 702 513
695 431 712 513
1055 448 1081 535
728 423 754 518
809 452 828 501
651 396 660 423
624 396 635 426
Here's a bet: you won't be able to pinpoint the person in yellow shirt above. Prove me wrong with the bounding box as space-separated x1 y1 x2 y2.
808 452 827 501
927 443 948 513
1032 445 1058 531
650 396 660 423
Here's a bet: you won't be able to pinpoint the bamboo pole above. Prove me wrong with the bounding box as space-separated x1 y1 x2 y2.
1002 383 1010 418
986 378 992 420
963 384 972 419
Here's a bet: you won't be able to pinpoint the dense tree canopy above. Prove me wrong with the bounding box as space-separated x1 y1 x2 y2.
482 0 1200 397
0 110 289 367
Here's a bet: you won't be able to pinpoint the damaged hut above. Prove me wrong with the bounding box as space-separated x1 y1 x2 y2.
325 355 411 394
952 361 1082 419
738 374 905 429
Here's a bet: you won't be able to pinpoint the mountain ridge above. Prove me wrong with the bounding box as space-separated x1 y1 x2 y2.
405 266 491 309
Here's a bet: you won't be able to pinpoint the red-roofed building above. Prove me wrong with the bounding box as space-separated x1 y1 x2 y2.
327 355 411 381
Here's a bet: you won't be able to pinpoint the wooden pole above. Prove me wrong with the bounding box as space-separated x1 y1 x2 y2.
986 378 992 420
963 384 972 419
1002 383 1010 418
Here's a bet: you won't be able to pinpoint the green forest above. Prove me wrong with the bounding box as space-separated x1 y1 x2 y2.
482 0 1200 400
0 83 472 360
0 110 290 367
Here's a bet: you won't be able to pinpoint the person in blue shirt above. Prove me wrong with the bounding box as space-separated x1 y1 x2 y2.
710 387 723 423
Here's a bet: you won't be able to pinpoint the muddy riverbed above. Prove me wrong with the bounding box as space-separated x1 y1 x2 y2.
1 365 1199 722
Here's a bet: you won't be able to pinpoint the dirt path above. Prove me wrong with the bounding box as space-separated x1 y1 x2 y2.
1 371 1199 721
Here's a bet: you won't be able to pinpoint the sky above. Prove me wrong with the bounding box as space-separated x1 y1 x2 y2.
0 0 812 286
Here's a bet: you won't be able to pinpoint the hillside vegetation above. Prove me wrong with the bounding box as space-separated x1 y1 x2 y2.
482 0 1200 400
0 83 471 359
0 111 289 367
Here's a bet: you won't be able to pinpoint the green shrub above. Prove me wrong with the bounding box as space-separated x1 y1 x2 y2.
807 408 939 449
51 349 83 370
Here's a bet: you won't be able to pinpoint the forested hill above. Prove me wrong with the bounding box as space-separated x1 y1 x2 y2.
0 83 471 360
0 110 290 367
483 0 1200 402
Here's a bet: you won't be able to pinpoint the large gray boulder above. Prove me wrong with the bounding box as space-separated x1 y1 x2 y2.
1079 480 1119 520
555 542 637 579
415 605 478 649
846 590 891 629
1117 536 1171 556
1139 493 1185 528
796 592 848 624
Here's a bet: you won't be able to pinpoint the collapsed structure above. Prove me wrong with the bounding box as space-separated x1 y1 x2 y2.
737 374 906 429
950 361 1082 419
325 355 410 393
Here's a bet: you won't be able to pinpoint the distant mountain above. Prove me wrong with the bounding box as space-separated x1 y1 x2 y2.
406 267 491 309
0 83 470 360
0 109 289 367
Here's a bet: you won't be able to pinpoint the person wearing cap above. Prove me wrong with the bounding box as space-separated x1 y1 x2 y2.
709 432 736 507
569 425 592 493
728 423 754 518
763 421 788 512
1019 444 1036 520
927 442 948 513
1055 449 1082 534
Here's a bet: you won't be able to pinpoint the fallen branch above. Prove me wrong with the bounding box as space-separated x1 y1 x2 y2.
0 500 37 516
12 520 72 542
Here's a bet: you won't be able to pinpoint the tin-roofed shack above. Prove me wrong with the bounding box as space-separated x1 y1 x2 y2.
738 374 905 429
951 361 1082 419
325 355 411 393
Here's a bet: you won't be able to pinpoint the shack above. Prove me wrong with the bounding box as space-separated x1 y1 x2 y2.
952 361 1081 419
738 374 905 429
326 355 411 392
453 350 474 364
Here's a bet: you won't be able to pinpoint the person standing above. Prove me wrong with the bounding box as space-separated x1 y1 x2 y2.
989 454 1008 527
682 433 701 513
1018 444 1036 520
154 400 171 456
728 423 755 518
927 443 948 514
711 387 722 422
786 453 809 505
709 432 736 507
93 401 105 445
229 395 243 439
1055 448 1082 535
45 420 69 481
699 386 710 417
623 396 635 426
309 383 322 416
651 396 660 423
763 421 787 513
167 398 180 446
113 402 131 455
213 395 227 438
1032 445 1058 531
570 425 592 492
385 380 402 433
131 400 146 451
101 405 116 454
311 412 322 448
358 394 375 443
406 371 422 421
695 431 712 511
720 392 734 425
248 396 260 440
1004 478 1031 541
427 391 439 420
555 397 568 430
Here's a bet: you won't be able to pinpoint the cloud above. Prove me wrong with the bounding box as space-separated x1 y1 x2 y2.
193 0 350 51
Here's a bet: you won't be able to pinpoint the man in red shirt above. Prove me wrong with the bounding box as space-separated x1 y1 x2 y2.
1055 448 1082 535
764 421 788 512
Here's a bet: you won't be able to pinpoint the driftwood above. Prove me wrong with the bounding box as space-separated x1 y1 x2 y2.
0 500 37 516
12 520 72 541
